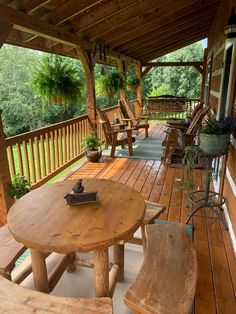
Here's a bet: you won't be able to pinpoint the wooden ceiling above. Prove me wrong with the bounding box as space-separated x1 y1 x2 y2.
0 0 220 65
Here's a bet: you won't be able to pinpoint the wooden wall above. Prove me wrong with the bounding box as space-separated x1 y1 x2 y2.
208 0 236 247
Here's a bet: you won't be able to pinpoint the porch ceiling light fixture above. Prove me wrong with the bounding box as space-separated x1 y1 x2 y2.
224 6 236 38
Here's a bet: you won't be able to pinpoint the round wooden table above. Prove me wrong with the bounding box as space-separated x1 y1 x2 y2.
8 179 145 297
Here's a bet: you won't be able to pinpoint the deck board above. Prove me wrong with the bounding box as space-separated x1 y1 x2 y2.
66 122 236 314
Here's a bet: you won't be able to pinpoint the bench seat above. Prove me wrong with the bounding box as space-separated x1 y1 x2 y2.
0 276 113 313
124 224 198 314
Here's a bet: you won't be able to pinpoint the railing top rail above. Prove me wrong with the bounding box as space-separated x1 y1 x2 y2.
5 114 89 145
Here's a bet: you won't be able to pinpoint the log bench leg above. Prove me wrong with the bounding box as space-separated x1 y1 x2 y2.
66 253 76 273
30 249 49 293
94 248 109 297
113 244 124 281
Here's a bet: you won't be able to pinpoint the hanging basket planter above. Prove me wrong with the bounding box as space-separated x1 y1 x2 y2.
199 133 230 156
127 85 138 93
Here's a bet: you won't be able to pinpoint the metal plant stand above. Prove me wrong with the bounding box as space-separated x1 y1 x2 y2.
185 154 228 229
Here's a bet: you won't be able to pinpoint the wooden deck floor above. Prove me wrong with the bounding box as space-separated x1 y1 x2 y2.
64 123 236 314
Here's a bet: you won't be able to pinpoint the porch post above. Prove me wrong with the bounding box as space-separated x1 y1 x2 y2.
136 64 143 116
201 48 208 102
0 115 14 225
76 48 97 133
0 21 12 49
117 60 126 101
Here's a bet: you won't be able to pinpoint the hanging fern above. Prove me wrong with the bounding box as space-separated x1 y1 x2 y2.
31 55 83 107
96 71 124 97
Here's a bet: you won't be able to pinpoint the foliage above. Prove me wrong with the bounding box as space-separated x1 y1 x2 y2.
83 133 101 150
8 175 30 199
96 71 124 97
126 75 140 90
31 55 83 107
148 84 172 97
200 115 236 134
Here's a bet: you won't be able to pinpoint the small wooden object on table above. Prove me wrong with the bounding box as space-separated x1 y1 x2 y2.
124 224 198 314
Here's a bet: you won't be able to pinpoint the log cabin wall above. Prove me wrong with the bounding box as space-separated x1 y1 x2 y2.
208 0 236 251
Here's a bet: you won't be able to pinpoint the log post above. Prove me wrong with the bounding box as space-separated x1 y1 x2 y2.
76 48 97 134
113 243 124 281
117 59 126 102
0 115 14 225
201 48 208 102
136 63 143 117
30 249 49 293
0 21 12 49
94 247 109 297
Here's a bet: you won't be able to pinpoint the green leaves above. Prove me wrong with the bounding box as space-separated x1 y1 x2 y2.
8 175 30 199
96 71 124 97
83 134 101 150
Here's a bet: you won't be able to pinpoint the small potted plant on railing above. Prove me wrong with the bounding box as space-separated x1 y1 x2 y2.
83 133 102 162
199 115 236 156
8 174 31 200
126 75 140 92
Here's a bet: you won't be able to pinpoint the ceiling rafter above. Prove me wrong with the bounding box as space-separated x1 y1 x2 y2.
23 0 51 14
106 0 218 48
120 15 214 57
116 3 217 53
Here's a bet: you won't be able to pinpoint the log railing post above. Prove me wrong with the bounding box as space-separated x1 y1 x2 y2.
117 59 126 102
136 64 143 116
76 48 97 134
0 115 14 225
201 48 208 102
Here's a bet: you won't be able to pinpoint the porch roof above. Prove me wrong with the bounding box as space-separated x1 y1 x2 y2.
0 0 219 65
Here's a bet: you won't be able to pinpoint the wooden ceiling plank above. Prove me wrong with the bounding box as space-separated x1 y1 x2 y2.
117 3 217 53
23 0 51 14
0 3 91 48
104 0 218 47
0 21 12 48
120 14 214 56
143 62 204 67
71 0 140 33
86 0 173 41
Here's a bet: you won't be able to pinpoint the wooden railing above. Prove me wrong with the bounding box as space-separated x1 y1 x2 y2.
5 106 119 189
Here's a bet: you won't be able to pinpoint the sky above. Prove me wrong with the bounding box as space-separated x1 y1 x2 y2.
200 38 208 48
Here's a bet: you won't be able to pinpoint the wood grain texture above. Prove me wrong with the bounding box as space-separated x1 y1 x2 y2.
8 179 145 253
124 224 198 314
0 276 113 313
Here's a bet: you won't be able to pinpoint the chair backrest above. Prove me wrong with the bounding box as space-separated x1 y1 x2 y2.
118 100 137 125
129 99 142 117
97 108 113 144
187 105 210 135
191 101 204 118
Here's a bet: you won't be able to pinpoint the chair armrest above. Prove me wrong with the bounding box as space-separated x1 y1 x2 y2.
107 128 134 134
121 118 136 121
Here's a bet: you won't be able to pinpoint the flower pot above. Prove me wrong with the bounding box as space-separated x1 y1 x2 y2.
199 133 230 156
85 149 102 162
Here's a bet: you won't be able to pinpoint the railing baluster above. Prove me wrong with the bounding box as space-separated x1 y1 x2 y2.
7 145 16 178
34 136 41 181
40 134 46 178
29 138 36 183
73 123 76 157
22 141 30 182
69 124 73 159
55 129 59 169
45 132 51 174
59 128 63 166
16 143 24 177
50 131 55 171
66 126 70 161
63 127 67 163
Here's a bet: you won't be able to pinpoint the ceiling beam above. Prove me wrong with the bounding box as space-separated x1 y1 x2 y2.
23 0 51 14
116 4 216 53
86 0 171 41
143 62 204 67
71 0 140 33
0 3 91 48
105 0 218 48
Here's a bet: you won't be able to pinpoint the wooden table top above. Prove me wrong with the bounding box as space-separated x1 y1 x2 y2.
7 179 145 254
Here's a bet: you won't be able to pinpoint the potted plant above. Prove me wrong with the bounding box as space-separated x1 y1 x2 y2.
83 133 102 162
199 115 236 156
8 174 31 200
97 71 124 97
126 75 140 92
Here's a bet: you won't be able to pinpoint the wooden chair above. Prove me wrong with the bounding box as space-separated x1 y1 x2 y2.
128 201 165 250
0 224 27 281
0 276 113 313
118 100 149 138
162 106 210 164
124 224 198 314
97 108 135 158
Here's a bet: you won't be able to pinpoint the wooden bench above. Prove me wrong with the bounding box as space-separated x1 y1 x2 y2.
0 224 27 281
0 276 113 313
124 224 198 314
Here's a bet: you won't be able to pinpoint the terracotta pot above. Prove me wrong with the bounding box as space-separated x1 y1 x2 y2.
85 149 102 162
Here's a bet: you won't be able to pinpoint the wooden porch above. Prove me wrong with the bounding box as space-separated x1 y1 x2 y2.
59 123 236 314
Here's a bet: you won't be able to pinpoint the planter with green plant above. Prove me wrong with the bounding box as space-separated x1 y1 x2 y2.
8 175 31 200
83 134 102 162
199 115 236 156
97 72 124 97
126 75 140 92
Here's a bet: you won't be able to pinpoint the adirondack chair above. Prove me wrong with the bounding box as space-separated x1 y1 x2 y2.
97 108 135 158
161 106 210 164
165 101 204 129
118 100 149 137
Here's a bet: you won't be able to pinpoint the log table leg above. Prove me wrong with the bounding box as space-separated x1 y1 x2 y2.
30 249 49 293
93 248 109 297
66 253 76 273
113 244 124 281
